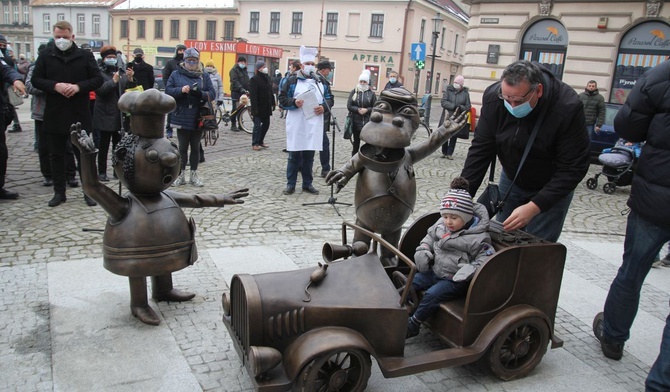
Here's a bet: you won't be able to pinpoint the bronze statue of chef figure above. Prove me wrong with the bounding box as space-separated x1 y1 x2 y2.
326 87 466 265
70 89 248 326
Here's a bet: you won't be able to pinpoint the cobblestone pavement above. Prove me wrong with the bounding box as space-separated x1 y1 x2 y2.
0 99 666 392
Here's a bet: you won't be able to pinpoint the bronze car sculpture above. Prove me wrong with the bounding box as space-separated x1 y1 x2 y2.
326 87 467 266
221 213 566 391
70 89 248 326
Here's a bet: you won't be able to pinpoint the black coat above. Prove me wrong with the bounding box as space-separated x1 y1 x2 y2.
614 59 670 228
229 64 250 100
249 71 274 118
461 66 590 212
31 43 103 135
128 58 154 91
93 65 137 132
346 88 377 128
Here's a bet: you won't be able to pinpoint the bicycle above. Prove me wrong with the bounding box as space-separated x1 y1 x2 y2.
216 96 253 134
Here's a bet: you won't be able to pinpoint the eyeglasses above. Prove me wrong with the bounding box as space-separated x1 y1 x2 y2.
498 86 536 104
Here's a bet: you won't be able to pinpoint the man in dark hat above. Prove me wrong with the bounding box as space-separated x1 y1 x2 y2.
129 47 154 91
162 44 186 138
229 55 250 132
316 60 334 177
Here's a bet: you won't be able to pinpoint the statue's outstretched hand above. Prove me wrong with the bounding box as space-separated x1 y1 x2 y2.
325 170 347 193
441 108 469 134
222 188 249 204
69 123 96 153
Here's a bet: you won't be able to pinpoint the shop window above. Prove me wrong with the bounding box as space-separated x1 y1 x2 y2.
519 19 568 79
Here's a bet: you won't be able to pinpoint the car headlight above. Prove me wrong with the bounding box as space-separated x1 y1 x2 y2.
248 346 282 378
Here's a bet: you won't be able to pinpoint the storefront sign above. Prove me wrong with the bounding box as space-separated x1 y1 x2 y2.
620 21 670 50
352 54 395 64
522 20 567 46
184 40 283 58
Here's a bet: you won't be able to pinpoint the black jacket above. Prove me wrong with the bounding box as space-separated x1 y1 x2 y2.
614 60 670 228
346 88 377 128
93 64 137 132
249 71 274 118
229 64 249 100
161 49 183 83
461 67 590 212
31 42 103 135
1 59 23 126
128 58 154 91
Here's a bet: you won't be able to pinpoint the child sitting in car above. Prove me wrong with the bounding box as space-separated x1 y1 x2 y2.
408 177 494 338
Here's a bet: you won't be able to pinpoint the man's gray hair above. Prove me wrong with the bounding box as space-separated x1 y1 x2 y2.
501 60 544 88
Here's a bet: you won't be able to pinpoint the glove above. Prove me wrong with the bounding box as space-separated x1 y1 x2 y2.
453 264 477 282
414 250 433 272
217 100 223 106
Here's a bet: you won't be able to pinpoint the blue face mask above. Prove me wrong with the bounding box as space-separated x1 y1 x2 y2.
504 99 534 118
104 59 117 67
238 62 246 69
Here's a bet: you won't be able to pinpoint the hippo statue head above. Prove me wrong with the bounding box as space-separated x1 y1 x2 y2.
358 87 421 172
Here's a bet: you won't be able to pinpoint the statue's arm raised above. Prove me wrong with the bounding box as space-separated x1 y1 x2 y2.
167 188 249 208
408 109 468 162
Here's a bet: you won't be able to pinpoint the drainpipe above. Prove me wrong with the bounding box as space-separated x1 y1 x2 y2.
399 0 412 86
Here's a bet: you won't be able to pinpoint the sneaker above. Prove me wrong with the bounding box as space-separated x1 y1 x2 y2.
8 125 22 133
172 172 186 186
231 124 239 132
652 259 663 268
320 171 329 178
593 312 624 360
282 186 295 195
302 185 319 195
166 129 173 138
406 316 421 339
84 194 97 207
99 173 109 182
190 170 204 187
260 144 269 149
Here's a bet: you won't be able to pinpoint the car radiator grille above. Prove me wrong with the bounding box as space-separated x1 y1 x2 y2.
230 277 250 358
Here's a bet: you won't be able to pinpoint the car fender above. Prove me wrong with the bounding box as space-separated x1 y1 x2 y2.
282 326 375 381
471 304 552 352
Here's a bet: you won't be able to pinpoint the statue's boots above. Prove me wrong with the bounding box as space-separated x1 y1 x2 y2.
129 277 160 326
151 274 195 302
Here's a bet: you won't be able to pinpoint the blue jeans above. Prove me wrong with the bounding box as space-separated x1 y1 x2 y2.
497 170 574 242
600 210 670 390
286 151 314 188
320 127 330 173
411 269 469 322
441 135 458 156
251 115 270 146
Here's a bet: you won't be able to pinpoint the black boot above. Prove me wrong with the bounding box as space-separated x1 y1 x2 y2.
48 193 66 207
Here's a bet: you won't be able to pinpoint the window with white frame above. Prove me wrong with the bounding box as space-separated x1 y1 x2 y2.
250 12 259 33
23 5 29 24
42 14 50 33
206 20 216 40
291 12 302 34
57 13 65 21
187 20 197 40
77 14 85 34
137 20 146 39
13 5 18 23
93 15 100 35
325 12 337 36
3 6 9 24
370 13 384 38
270 12 280 34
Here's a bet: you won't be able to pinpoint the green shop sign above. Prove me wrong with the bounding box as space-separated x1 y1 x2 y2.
352 54 395 64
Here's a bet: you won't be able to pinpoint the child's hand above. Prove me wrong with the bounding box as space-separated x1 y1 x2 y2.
414 250 433 272
453 264 476 282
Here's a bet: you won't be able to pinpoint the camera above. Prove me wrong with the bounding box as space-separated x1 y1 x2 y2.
191 82 199 91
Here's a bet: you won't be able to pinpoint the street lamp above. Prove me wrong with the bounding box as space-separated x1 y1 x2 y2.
424 12 444 128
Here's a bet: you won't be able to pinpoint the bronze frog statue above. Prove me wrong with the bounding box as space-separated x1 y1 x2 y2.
326 87 466 264
71 89 248 326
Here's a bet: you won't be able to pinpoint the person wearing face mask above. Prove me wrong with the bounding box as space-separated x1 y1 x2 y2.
31 20 104 207
439 75 471 159
229 56 250 132
461 60 589 242
272 69 282 108
128 48 154 91
383 70 403 90
162 44 187 138
93 46 138 182
165 47 214 187
346 69 377 156
248 60 275 151
204 59 224 109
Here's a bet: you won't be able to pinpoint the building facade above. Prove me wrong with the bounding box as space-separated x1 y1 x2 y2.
31 0 115 54
0 0 33 58
462 0 670 110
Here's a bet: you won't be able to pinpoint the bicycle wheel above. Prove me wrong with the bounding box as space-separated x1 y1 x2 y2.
215 107 223 125
238 107 253 134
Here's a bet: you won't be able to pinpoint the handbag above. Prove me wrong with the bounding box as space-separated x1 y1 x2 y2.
343 113 353 140
198 101 218 131
6 86 23 107
476 100 548 218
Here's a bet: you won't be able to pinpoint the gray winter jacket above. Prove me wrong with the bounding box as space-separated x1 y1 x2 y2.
414 203 493 281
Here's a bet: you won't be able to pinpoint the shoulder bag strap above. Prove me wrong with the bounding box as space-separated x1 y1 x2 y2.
500 101 550 203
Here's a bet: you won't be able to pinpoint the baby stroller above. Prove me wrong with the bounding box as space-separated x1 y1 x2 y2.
586 144 638 194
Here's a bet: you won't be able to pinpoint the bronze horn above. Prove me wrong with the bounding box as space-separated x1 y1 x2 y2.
322 241 369 262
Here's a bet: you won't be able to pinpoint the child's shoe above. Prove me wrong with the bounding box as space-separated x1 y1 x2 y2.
406 316 421 339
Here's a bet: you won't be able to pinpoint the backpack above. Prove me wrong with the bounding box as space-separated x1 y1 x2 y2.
278 74 290 109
